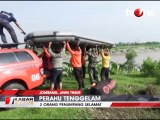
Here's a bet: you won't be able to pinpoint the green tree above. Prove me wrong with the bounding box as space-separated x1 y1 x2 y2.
141 57 160 84
141 57 157 77
121 48 137 73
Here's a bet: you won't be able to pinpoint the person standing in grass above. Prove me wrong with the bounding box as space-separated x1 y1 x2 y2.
85 46 99 87
38 43 53 86
48 41 66 90
38 43 53 76
66 39 84 90
100 48 111 81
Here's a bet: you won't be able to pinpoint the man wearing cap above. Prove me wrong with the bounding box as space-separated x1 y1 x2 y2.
0 11 26 43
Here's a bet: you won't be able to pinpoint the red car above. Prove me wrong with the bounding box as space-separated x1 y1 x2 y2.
0 48 45 90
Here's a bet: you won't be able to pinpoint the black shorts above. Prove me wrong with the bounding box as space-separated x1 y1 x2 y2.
73 67 83 78
51 68 63 85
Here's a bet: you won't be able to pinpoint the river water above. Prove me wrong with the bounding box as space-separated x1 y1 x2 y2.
64 50 160 66
111 50 160 66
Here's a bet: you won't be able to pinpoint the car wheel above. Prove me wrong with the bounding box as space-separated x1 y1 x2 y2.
0 83 26 109
4 83 26 90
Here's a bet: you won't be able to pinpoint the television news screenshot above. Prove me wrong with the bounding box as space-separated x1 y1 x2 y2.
0 1 159 119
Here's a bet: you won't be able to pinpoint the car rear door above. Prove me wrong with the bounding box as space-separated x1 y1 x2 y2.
14 51 43 88
0 52 18 86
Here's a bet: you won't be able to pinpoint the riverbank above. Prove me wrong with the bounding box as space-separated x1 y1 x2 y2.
112 45 160 54
112 42 160 52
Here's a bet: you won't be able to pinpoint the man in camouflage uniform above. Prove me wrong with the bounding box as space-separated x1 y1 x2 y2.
85 46 99 86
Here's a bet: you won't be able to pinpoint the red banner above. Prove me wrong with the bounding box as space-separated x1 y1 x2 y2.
111 102 160 108
0 90 82 96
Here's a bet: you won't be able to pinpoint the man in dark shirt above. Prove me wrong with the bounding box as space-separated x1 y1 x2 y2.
0 11 26 43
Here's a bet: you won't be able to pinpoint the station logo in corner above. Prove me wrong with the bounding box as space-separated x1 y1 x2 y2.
5 97 34 105
125 8 155 17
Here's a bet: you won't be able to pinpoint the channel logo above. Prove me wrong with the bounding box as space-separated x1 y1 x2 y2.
5 97 12 104
125 8 155 17
134 8 144 17
5 97 34 105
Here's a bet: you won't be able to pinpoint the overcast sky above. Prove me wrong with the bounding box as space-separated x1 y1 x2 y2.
1 1 160 44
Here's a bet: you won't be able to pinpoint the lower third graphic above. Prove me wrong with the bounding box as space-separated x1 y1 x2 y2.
5 97 34 105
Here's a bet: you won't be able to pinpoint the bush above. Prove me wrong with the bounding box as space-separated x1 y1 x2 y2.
110 62 119 75
125 48 137 60
141 57 160 84
154 61 160 84
121 48 137 73
141 57 158 77
63 62 73 77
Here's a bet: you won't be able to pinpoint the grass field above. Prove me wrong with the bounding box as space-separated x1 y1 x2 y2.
0 73 160 119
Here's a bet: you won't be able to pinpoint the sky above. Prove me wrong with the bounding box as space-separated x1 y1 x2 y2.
1 1 160 44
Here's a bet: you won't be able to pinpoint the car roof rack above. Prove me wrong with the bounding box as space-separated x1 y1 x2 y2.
0 43 26 49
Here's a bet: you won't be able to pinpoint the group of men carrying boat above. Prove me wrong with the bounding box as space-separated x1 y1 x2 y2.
38 39 111 90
